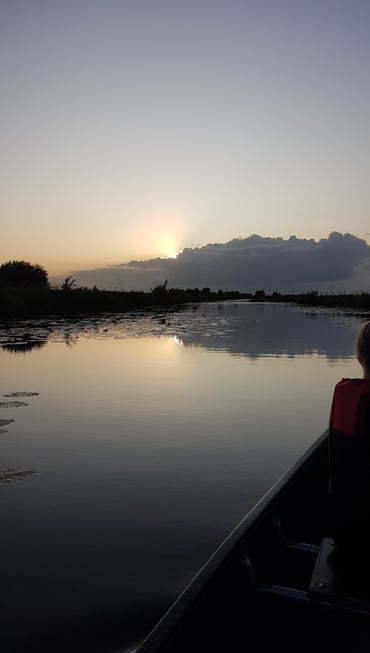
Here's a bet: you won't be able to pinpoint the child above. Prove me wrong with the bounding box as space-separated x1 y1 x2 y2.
329 321 370 549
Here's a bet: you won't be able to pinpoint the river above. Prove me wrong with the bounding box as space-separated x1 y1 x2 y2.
0 301 363 652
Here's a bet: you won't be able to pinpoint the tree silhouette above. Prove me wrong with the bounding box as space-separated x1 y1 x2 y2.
0 261 49 288
151 280 169 298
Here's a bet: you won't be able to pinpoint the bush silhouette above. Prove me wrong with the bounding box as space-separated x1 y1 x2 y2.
60 275 77 291
0 260 49 288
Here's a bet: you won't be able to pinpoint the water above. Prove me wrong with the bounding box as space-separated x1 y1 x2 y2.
0 301 363 652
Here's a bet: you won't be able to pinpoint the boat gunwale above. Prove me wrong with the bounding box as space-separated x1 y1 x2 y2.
134 429 329 652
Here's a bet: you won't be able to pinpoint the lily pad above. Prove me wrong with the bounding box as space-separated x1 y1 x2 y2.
4 392 39 397
0 419 15 426
0 401 28 408
0 468 36 483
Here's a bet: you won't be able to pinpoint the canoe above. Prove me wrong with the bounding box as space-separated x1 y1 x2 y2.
133 430 370 652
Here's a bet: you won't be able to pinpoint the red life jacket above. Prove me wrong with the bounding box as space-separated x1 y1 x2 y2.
329 378 370 545
329 378 370 438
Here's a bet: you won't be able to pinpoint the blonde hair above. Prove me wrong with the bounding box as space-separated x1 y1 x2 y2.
355 321 370 369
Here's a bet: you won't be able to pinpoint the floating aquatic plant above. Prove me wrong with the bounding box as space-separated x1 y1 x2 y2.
0 468 36 483
3 392 39 397
0 419 15 426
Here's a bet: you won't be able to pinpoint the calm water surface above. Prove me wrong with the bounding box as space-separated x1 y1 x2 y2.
0 302 363 651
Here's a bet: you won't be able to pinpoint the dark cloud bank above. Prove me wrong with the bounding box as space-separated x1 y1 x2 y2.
72 233 370 293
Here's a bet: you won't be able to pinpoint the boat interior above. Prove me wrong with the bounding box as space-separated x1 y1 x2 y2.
137 433 370 652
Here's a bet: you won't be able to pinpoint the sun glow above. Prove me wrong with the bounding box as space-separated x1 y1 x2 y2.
157 235 180 259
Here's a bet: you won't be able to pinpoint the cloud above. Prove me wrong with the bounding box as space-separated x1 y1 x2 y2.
70 232 370 293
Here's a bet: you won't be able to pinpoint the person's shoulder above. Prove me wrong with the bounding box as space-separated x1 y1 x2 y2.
334 378 370 398
337 378 370 386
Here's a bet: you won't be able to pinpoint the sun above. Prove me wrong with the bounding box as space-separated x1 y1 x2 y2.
157 235 180 259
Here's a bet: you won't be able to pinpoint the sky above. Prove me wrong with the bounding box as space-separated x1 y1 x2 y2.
1 0 369 290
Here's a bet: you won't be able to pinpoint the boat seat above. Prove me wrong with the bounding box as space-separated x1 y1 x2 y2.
308 537 370 614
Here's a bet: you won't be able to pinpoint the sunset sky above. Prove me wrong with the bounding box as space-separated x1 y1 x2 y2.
1 0 369 282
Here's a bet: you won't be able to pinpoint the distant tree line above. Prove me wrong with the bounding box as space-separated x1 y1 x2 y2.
0 260 251 319
1 260 370 319
265 290 370 310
